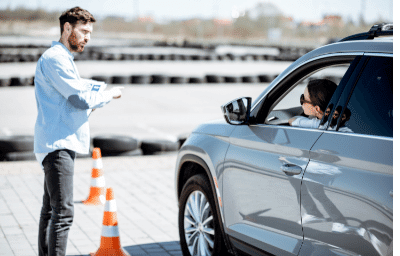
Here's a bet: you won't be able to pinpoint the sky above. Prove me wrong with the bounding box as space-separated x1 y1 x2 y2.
0 0 393 24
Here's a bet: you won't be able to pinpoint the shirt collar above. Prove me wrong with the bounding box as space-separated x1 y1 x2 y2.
51 41 74 60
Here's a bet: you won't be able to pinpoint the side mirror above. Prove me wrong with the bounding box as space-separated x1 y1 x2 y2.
221 97 252 125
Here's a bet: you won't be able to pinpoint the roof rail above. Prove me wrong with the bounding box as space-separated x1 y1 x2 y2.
339 23 393 42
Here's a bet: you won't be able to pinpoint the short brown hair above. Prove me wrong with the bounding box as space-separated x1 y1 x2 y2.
59 7 96 34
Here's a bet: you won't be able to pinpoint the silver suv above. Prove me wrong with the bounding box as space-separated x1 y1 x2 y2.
175 24 393 256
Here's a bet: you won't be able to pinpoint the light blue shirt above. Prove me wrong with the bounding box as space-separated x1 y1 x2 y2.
34 41 114 157
292 116 353 132
291 116 321 129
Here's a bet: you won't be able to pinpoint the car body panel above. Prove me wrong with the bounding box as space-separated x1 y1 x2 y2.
222 124 323 255
175 119 237 200
299 132 393 256
175 130 230 196
191 119 237 137
175 34 393 256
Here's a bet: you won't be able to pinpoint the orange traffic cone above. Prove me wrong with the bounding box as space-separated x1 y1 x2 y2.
83 148 106 205
91 188 129 256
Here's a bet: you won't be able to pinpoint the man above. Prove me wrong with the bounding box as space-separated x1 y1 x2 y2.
328 106 353 133
34 7 123 256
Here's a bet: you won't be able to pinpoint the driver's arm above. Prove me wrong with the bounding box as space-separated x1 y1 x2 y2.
290 116 320 128
288 117 297 125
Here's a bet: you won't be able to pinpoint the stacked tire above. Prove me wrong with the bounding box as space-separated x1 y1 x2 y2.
92 135 142 157
0 135 35 161
140 139 180 155
93 135 182 156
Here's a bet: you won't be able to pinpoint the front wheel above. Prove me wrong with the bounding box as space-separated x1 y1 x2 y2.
178 174 227 256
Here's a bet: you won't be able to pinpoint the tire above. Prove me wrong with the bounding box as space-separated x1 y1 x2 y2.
151 75 168 84
160 55 170 61
191 55 202 61
112 76 131 84
179 174 227 256
170 76 188 84
188 77 205 84
10 77 23 86
0 151 36 161
179 55 189 60
204 55 217 61
140 139 180 155
242 76 258 83
10 77 33 86
258 74 274 83
92 135 139 153
24 77 35 86
0 135 34 154
241 55 253 61
0 78 11 87
224 76 240 83
101 148 143 157
205 75 223 84
131 75 151 84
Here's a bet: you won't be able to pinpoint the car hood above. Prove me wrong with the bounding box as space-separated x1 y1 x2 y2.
192 119 237 137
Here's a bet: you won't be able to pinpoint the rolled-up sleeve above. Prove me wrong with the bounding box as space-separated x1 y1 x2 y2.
42 55 113 110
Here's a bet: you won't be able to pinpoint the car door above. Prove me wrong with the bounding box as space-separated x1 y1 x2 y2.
299 55 393 256
222 54 360 256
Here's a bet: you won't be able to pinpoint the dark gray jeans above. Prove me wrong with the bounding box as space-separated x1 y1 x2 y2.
38 149 76 256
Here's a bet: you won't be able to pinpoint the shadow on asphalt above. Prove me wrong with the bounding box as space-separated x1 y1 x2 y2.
68 241 182 256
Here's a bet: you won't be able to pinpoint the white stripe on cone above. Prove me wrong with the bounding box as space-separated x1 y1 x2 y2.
104 199 117 212
101 225 120 237
90 176 106 187
93 159 103 169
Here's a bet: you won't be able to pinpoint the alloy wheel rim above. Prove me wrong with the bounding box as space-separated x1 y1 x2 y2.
184 190 215 256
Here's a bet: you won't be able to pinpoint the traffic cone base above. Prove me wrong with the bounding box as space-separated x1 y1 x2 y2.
83 186 106 205
91 187 129 256
90 237 129 256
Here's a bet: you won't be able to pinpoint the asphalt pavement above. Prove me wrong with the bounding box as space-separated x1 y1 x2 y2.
0 84 267 140
0 83 268 255
0 153 181 256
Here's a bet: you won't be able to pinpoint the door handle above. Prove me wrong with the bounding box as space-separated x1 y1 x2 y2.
280 164 302 175
390 190 393 197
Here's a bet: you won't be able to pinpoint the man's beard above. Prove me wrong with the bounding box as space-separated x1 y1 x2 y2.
330 116 338 128
68 30 84 52
320 115 329 126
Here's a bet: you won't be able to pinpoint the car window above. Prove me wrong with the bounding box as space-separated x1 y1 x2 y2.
333 56 393 137
273 64 348 110
264 62 352 127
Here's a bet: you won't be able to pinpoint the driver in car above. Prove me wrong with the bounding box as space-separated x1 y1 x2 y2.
288 79 337 129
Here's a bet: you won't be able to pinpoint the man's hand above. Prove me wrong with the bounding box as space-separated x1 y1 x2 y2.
110 86 124 99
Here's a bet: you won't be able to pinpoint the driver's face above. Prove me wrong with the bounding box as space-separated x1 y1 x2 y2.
302 87 316 116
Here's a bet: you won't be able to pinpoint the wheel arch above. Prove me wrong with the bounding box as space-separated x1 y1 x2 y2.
177 154 214 199
177 154 237 255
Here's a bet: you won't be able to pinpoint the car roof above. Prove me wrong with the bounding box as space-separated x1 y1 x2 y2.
300 38 392 62
277 38 392 85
